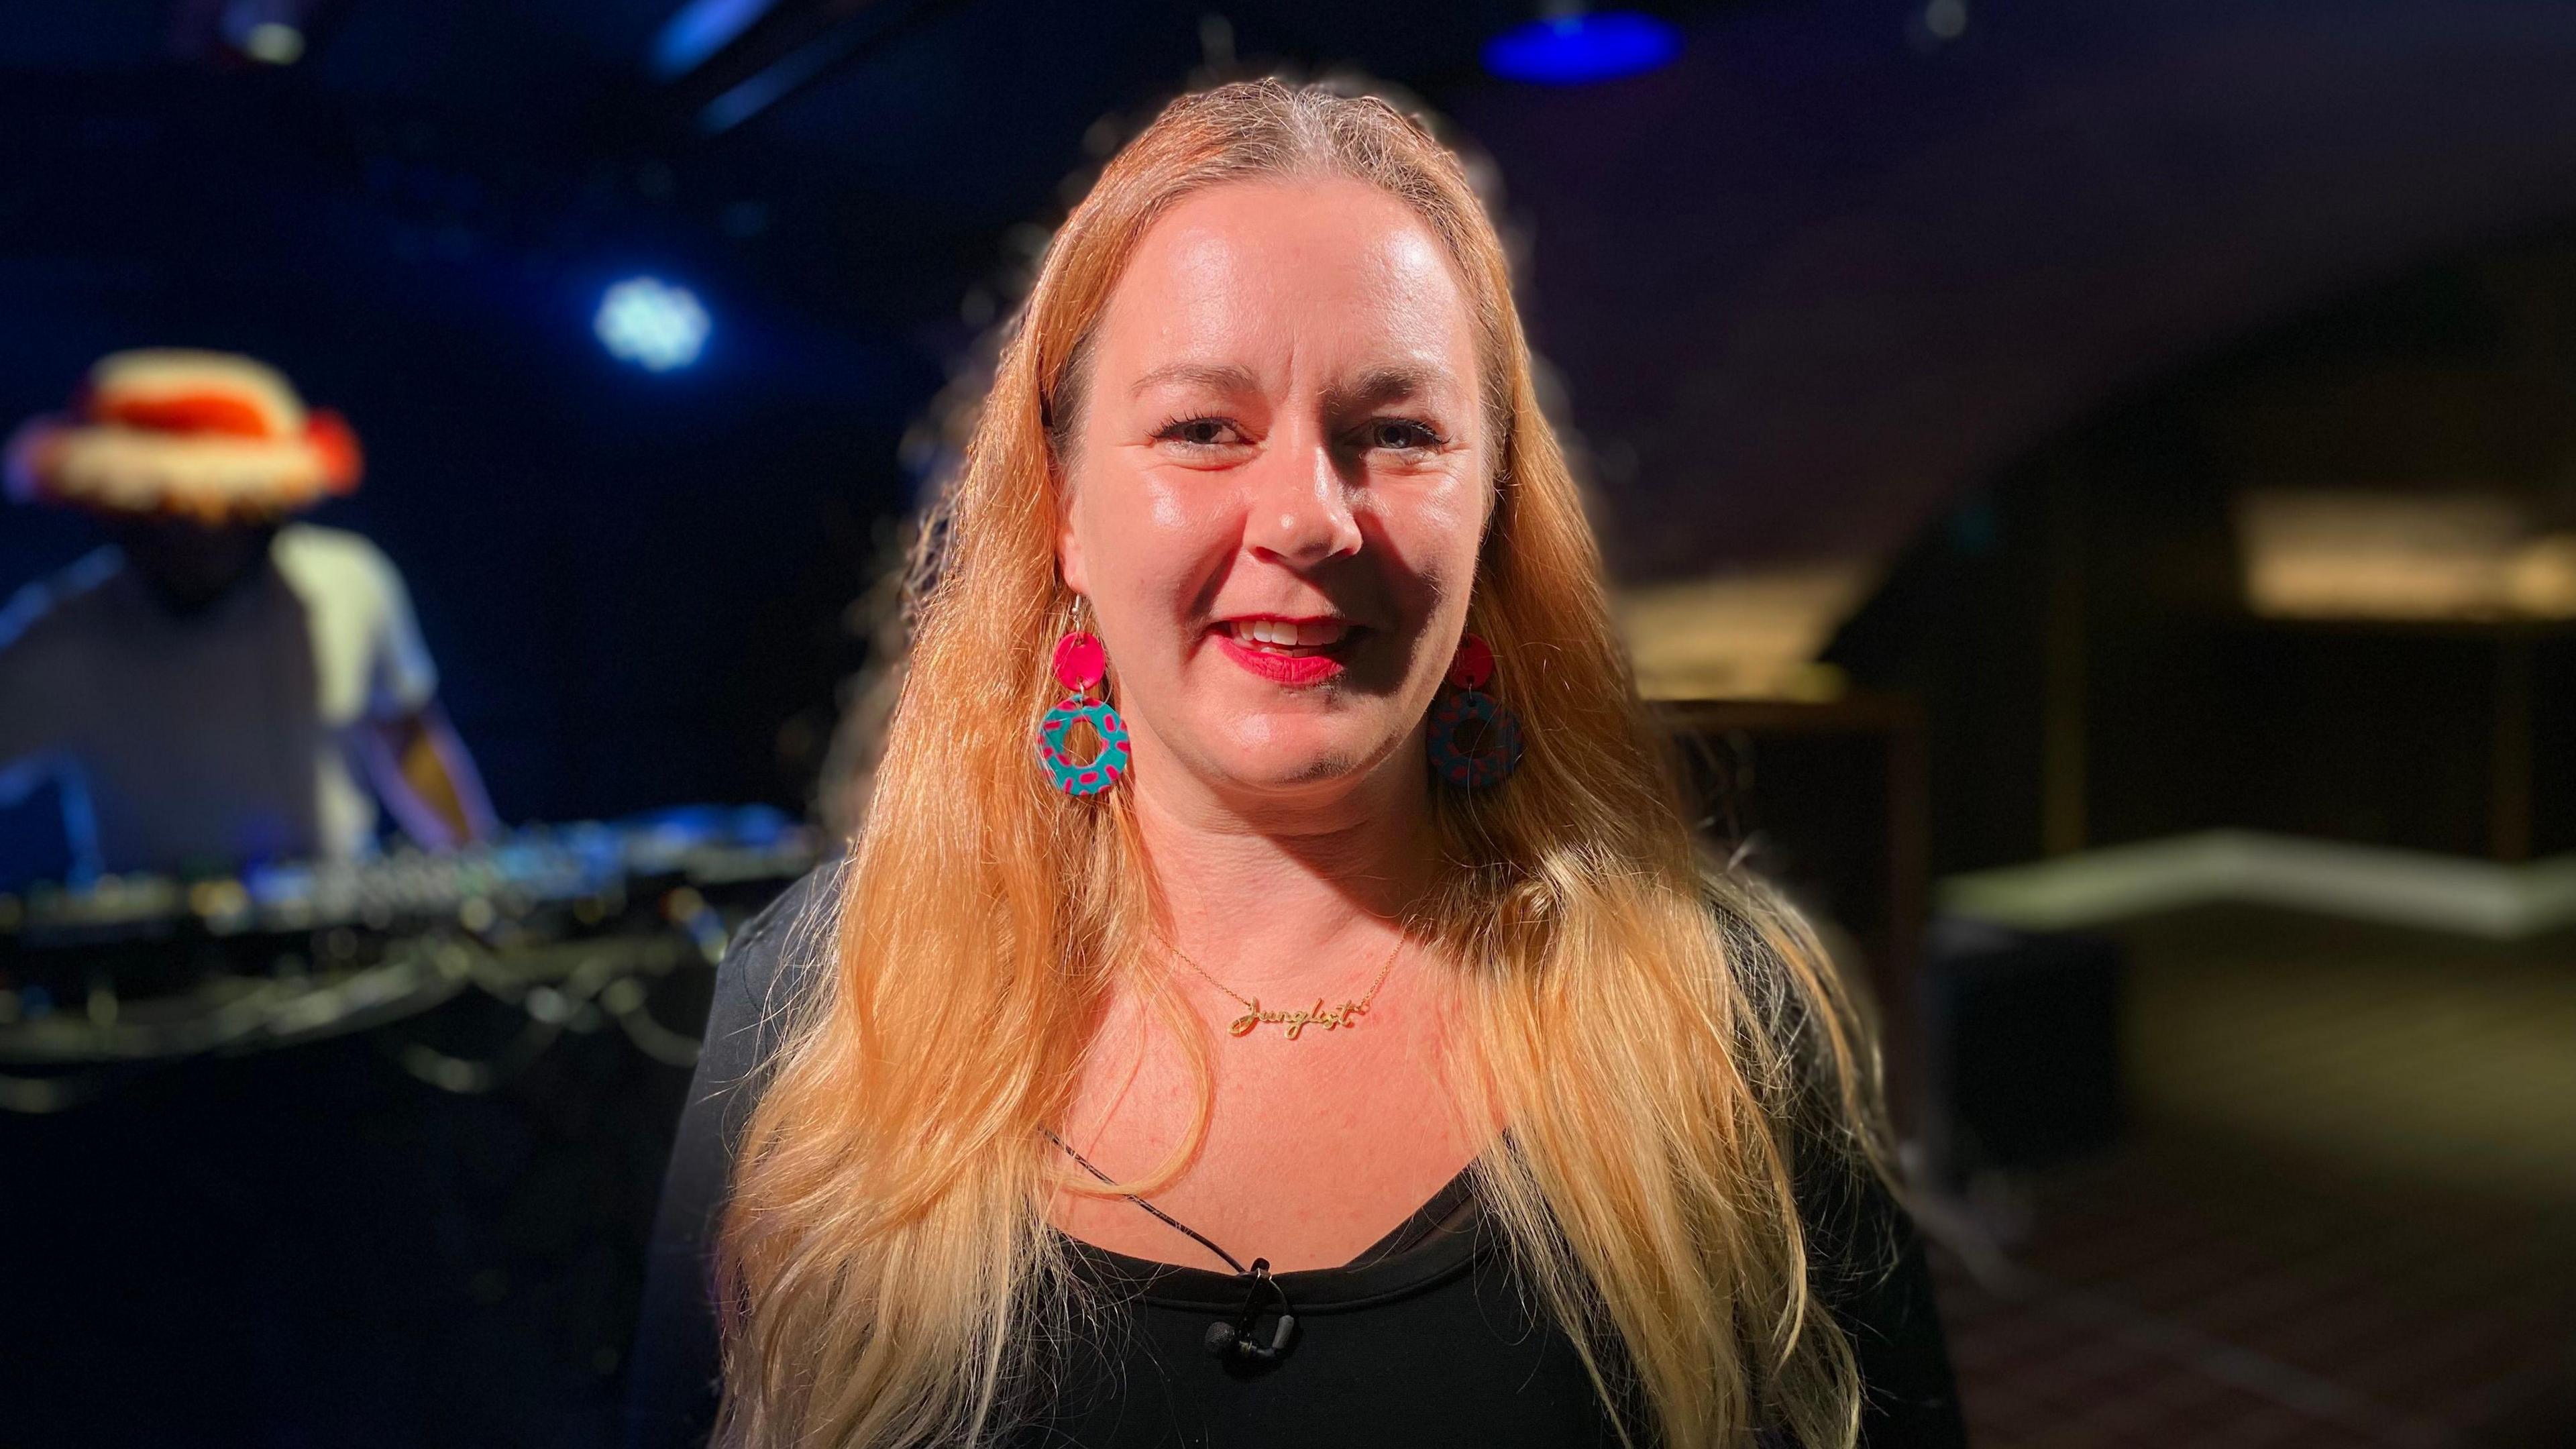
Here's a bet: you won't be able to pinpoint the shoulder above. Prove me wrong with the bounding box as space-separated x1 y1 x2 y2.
0 551 129 704
0 547 125 654
1693 864 1864 1108
700 860 847 1083
270 524 407 610
272 522 393 573
1690 867 1917 1272
724 862 841 994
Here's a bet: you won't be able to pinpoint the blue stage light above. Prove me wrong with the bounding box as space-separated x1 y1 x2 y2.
1483 11 1682 85
651 0 778 78
594 278 710 372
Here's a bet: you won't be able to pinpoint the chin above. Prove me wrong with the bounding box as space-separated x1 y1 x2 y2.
1208 716 1387 792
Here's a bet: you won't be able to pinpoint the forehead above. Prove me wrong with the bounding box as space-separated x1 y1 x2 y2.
1093 176 1479 385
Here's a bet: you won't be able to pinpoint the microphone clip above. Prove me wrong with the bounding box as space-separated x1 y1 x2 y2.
1202 1258 1297 1366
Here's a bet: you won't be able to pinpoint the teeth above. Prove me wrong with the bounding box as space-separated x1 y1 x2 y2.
1230 619 1350 649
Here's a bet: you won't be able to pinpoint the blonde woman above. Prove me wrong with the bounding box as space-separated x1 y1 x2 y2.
629 79 1962 1449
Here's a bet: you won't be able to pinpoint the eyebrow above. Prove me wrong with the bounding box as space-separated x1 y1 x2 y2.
1124 360 1458 407
1325 364 1453 411
1127 361 1260 398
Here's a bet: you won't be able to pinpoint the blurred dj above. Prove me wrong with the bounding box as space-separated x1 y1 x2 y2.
0 349 496 880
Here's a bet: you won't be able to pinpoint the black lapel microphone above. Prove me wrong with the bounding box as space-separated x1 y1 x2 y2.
1037 1130 1301 1366
1203 1258 1298 1364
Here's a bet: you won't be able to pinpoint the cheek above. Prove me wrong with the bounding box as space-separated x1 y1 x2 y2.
1138 470 1208 534
1074 464 1237 608
1378 476 1488 610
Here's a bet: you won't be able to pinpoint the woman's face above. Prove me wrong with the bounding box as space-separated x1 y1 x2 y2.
1056 176 1492 805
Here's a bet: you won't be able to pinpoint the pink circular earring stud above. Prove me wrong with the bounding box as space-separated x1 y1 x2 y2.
1427 632 1522 790
1036 630 1130 796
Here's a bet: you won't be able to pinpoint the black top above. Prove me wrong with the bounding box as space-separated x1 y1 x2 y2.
625 871 1966 1448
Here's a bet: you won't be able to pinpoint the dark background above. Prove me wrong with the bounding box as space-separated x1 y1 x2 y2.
7 3 2576 1446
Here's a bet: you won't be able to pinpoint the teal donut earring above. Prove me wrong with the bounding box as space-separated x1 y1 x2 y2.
1427 633 1523 790
1036 631 1131 796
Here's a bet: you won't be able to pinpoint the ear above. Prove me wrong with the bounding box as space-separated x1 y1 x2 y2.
1053 468 1091 598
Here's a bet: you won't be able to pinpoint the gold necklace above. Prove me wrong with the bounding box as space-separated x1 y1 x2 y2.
1164 930 1407 1041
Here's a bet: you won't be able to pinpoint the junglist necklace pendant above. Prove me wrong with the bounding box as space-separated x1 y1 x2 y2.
1172 930 1407 1043
1227 998 1373 1040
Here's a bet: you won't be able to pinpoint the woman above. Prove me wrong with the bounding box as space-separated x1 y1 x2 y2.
630 79 1963 1449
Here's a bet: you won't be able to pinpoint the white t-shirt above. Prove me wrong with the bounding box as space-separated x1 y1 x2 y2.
0 523 439 873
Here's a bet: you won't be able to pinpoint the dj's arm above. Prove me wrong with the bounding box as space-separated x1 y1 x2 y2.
0 608 104 883
312 528 498 851
360 700 499 849
0 753 104 886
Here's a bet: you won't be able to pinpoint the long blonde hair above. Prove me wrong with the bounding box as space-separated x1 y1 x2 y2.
717 77 1892 1449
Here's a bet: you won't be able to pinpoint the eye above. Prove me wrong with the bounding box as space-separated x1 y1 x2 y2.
1361 418 1444 453
1155 415 1247 449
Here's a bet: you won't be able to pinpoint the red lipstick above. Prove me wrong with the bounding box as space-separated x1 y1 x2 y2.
1214 632 1346 685
1210 615 1357 687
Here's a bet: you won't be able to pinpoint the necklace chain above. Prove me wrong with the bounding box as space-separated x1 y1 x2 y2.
1163 930 1407 1041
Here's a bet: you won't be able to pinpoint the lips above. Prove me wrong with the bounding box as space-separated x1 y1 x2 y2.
1211 615 1359 686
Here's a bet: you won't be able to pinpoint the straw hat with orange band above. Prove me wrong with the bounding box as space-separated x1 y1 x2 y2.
5 350 364 523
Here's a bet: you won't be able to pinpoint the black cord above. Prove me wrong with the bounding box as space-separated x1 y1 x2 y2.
1039 1126 1248 1275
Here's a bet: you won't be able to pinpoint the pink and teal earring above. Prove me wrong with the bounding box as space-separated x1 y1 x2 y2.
1427 633 1523 790
1037 631 1130 796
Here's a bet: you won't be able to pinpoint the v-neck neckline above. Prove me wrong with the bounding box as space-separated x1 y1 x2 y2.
1051 1155 1491 1311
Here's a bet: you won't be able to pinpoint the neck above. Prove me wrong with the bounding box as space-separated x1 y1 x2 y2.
1127 753 1435 996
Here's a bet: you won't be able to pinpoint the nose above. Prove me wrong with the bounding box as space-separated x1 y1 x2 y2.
1244 424 1364 568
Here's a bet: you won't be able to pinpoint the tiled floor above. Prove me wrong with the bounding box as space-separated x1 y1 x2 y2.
1924 907 2576 1448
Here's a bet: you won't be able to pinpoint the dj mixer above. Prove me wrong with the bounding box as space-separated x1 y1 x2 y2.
0 806 822 1110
